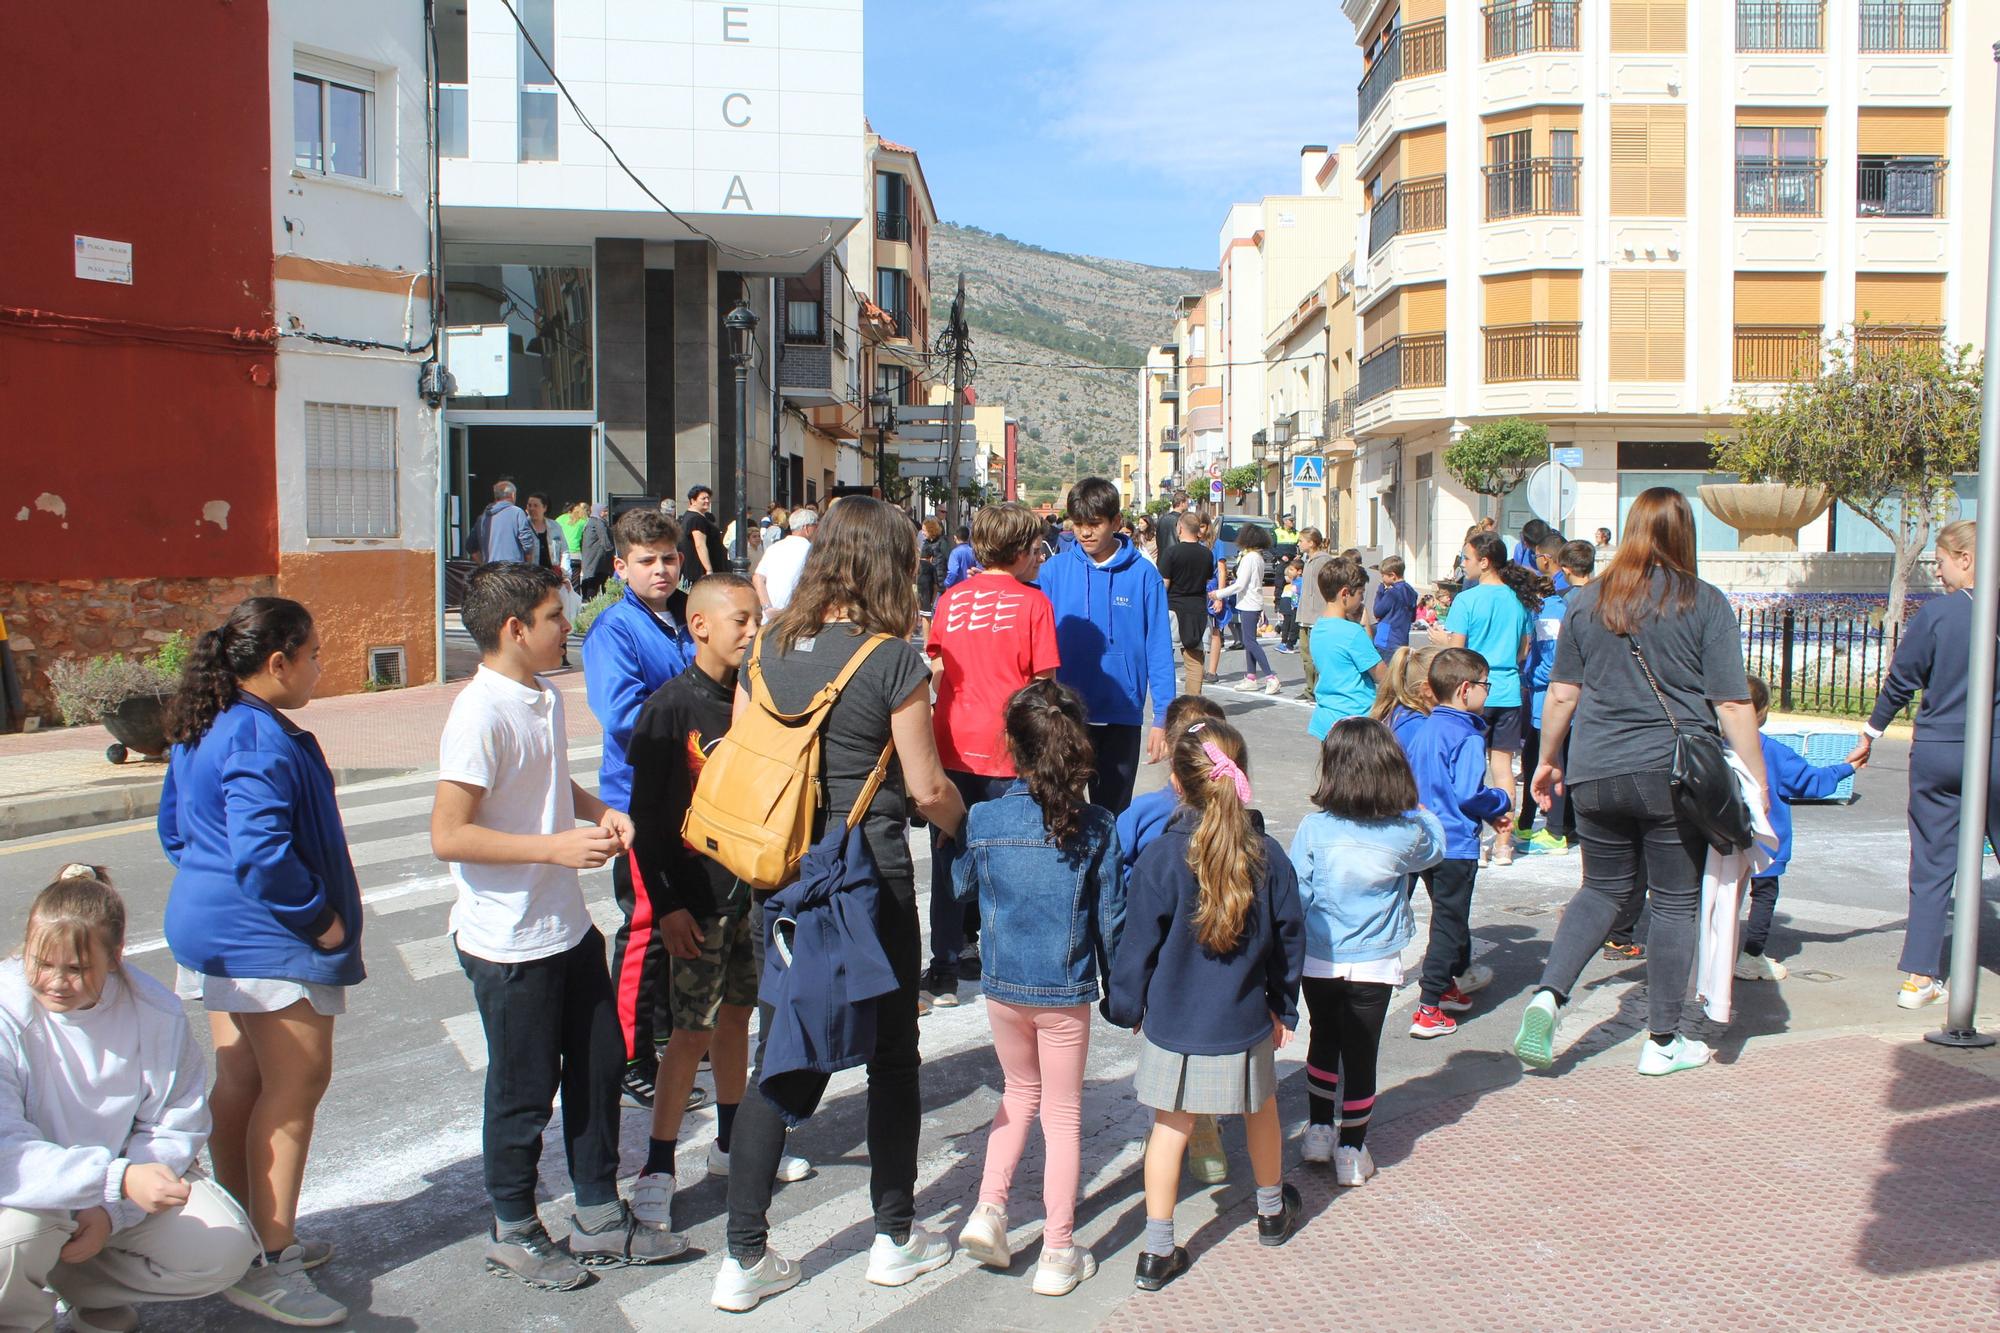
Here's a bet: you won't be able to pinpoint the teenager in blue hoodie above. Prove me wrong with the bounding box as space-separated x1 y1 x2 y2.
582 508 694 1107
1038 477 1178 813
1402 648 1512 1039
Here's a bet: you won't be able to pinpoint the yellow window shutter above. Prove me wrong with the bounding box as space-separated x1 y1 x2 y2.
1546 271 1582 324
1483 109 1535 140
1405 126 1447 177
1363 295 1400 352
1405 283 1447 334
1736 272 1823 325
1484 274 1534 326
1651 106 1687 216
1611 0 1686 53
1609 273 1649 379
1856 273 1945 325
1856 108 1948 156
1610 109 1649 214
1648 271 1685 381
1737 107 1826 131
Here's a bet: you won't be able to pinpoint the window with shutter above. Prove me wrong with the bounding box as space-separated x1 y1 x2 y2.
1735 273 1823 325
1608 271 1684 381
1610 106 1685 216
1610 0 1685 52
1855 273 1944 325
306 403 399 538
1855 107 1948 156
1484 273 1534 325
1404 283 1448 334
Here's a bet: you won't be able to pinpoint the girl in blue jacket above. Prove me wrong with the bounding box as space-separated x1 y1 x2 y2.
1289 719 1445 1187
158 597 357 1326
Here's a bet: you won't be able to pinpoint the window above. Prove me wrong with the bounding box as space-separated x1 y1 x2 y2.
875 172 910 241
876 269 911 337
518 0 557 161
1609 0 1686 52
876 364 911 406
1859 0 1948 52
444 243 595 411
1856 108 1948 217
306 404 399 538
1609 105 1686 216
437 3 469 159
1736 124 1822 216
1608 270 1685 381
293 58 374 181
784 265 826 343
1736 0 1825 52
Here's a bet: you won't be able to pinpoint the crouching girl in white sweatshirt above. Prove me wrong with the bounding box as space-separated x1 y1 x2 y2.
0 865 258 1333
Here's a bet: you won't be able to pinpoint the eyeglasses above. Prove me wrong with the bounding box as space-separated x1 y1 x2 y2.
1470 679 1492 691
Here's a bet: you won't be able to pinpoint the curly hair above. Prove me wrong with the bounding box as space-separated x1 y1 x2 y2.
164 597 315 746
1003 679 1096 849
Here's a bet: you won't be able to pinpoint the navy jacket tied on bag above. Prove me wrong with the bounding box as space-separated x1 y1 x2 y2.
158 694 364 987
757 817 900 1125
952 782 1125 1008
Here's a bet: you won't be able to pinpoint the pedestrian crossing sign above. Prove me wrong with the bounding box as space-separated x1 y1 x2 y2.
1290 455 1324 488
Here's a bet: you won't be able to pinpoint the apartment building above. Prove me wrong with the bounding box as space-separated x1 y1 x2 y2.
1137 342 1180 505
1341 0 1996 583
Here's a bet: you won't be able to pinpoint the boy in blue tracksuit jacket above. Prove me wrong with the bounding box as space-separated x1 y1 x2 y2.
582 509 694 1088
1402 648 1513 1037
1037 477 1178 814
1114 695 1225 875
1736 674 1862 980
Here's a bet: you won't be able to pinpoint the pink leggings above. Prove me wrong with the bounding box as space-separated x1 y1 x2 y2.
979 999 1091 1250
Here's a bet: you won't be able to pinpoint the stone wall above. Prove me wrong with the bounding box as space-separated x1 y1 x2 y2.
0 577 274 725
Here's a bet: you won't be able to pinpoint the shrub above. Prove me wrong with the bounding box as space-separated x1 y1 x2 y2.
47 653 174 726
572 578 626 640
1443 417 1547 497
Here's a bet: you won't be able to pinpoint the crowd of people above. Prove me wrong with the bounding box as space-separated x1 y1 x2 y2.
4 478 1983 1325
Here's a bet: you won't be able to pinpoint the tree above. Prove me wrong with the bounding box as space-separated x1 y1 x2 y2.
1221 464 1262 496
1443 417 1547 514
1710 331 1981 626
877 451 914 507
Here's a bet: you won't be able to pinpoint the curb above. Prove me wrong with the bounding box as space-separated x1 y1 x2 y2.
0 765 421 844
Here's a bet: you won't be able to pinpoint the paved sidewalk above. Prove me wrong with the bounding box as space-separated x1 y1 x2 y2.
1095 1029 2000 1332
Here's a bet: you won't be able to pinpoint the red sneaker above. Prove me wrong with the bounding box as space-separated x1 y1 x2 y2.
1437 984 1474 1014
1409 1004 1457 1038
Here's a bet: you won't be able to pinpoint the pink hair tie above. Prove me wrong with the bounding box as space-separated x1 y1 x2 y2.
1200 740 1252 805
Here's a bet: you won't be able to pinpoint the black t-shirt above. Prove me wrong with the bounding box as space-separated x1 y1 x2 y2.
627 663 742 919
1161 538 1216 599
680 509 729 576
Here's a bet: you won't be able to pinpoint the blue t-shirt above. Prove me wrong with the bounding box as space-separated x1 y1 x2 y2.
1446 582 1533 708
1309 618 1381 738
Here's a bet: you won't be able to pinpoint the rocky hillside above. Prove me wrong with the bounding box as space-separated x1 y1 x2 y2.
928 223 1213 503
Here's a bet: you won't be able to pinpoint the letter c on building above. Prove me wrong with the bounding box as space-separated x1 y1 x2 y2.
723 92 751 128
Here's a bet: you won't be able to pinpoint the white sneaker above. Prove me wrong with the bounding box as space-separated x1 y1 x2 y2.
711 1251 802 1312
1734 952 1788 981
1300 1123 1336 1164
957 1202 1010 1268
708 1139 812 1182
1263 676 1282 696
1033 1245 1097 1296
1478 835 1492 867
1636 1034 1712 1076
628 1171 675 1230
865 1226 953 1287
1453 962 1493 995
1233 676 1263 692
1898 976 1947 1009
1333 1145 1377 1187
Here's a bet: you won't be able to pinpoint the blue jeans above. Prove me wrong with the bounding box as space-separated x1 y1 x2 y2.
1238 610 1274 678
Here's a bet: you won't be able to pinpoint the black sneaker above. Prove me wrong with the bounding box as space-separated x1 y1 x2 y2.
957 941 982 981
1256 1183 1303 1247
921 966 959 1009
621 1062 656 1110
485 1220 590 1291
1133 1246 1189 1291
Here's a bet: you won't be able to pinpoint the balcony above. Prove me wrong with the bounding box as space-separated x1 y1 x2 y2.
1483 0 1578 60
1860 0 1948 52
883 306 913 340
1737 1 1825 51
1357 17 1445 129
1484 159 1580 220
1159 426 1180 450
1286 407 1324 443
1736 160 1825 217
1369 175 1447 255
1484 322 1580 382
1858 158 1947 218
1160 385 1180 403
1359 334 1446 402
1734 325 1822 381
1856 323 1946 359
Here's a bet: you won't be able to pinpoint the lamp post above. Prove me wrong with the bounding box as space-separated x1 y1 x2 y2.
724 297 759 575
1271 415 1292 528
868 388 893 501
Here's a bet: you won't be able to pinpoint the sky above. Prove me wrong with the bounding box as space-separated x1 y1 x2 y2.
862 0 1364 273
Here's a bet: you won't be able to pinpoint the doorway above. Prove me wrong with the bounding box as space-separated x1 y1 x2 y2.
447 424 595 559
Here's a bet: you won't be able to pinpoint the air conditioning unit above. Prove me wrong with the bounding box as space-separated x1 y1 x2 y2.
367 646 407 689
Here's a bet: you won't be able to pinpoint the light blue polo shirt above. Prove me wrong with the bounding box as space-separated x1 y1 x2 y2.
1446 582 1533 708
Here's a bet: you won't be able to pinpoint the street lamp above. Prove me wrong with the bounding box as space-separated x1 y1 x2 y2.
1271 415 1293 528
868 388 893 500
724 297 759 574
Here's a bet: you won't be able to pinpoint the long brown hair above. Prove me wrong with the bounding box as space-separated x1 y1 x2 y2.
1172 721 1263 955
1003 679 1095 848
1595 486 1699 634
1369 645 1441 720
771 496 919 651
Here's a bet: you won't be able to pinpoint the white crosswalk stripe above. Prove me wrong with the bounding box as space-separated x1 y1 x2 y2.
395 935 460 981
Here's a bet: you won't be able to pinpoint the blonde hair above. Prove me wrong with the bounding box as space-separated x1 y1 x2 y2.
1936 520 1975 557
1369 645 1442 721
22 864 125 981
1171 721 1262 955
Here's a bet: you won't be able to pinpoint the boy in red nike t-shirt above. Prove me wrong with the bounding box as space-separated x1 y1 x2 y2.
921 502 1062 1010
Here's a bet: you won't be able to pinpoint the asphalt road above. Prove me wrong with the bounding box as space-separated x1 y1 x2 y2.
0 642 1979 1332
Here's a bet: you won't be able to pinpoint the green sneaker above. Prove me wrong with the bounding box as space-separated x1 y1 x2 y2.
1513 992 1559 1069
1187 1114 1228 1184
1521 830 1572 855
1636 1034 1713 1077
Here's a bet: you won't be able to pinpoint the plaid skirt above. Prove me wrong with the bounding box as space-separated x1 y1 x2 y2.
1134 1034 1276 1115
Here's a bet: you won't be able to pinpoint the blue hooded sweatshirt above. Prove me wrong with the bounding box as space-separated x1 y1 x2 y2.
1388 703 1427 755
1405 706 1512 859
1757 733 1855 878
584 585 693 811
1115 787 1177 877
1038 534 1178 729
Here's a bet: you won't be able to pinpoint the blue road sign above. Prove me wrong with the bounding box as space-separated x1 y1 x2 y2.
1290 455 1325 488
1552 447 1584 468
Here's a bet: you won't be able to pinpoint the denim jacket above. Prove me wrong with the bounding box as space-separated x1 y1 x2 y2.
953 783 1124 1007
1288 808 1446 964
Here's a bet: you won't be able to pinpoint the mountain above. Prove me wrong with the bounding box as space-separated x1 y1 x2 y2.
926 223 1214 503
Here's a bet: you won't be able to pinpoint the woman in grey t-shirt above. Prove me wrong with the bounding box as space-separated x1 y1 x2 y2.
1509 488 1767 1078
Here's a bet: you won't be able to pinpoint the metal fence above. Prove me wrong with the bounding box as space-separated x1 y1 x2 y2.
1738 606 1903 716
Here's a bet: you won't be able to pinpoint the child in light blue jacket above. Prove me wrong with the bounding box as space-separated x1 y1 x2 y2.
1287 718 1445 1186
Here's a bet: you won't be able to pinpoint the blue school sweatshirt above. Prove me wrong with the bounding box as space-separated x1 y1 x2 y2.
1388 703 1428 755
583 585 693 811
1115 787 1177 877
1405 706 1512 859
1371 580 1420 653
1528 584 1569 728
1037 535 1177 728
1757 733 1855 878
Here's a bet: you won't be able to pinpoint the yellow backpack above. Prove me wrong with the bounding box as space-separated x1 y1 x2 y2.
682 629 895 890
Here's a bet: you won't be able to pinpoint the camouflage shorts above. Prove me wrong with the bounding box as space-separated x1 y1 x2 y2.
669 910 758 1032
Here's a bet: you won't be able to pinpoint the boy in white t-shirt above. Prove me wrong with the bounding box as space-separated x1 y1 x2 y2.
430 562 685 1289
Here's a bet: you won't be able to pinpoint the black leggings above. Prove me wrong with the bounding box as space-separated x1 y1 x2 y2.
1301 976 1392 1149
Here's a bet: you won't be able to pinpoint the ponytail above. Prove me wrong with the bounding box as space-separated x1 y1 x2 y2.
1498 563 1544 616
164 597 314 745
1003 679 1095 850
1370 645 1442 721
1170 721 1262 956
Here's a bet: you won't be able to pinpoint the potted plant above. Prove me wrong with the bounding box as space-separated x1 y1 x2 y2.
46 631 191 764
1221 464 1262 499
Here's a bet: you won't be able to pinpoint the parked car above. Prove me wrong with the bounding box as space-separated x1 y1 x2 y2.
1214 514 1295 588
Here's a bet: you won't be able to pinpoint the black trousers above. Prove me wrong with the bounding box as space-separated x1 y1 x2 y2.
928 770 1013 974
1416 859 1479 1005
456 929 624 1219
728 881 923 1262
1088 723 1143 816
1743 876 1782 955
610 847 672 1063
1301 977 1391 1145
1518 721 1541 833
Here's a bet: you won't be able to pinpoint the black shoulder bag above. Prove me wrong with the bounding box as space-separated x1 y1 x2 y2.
1626 636 1755 854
